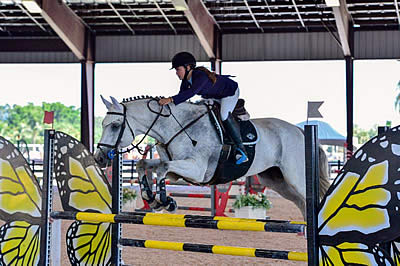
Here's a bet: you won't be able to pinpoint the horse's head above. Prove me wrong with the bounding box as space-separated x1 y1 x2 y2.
94 96 135 168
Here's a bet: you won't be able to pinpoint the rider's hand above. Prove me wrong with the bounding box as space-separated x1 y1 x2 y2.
159 97 173 106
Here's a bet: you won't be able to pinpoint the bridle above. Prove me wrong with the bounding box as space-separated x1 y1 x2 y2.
97 104 134 159
97 100 164 160
97 98 209 161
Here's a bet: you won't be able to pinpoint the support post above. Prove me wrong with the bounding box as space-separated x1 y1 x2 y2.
210 24 222 75
304 125 319 266
80 29 95 152
345 56 354 160
40 129 55 265
111 153 122 265
81 60 95 152
210 185 216 216
51 219 61 265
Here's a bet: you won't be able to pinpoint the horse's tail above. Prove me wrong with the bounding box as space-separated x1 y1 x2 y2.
318 146 331 199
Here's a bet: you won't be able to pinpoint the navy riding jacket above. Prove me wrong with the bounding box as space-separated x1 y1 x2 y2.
171 69 238 105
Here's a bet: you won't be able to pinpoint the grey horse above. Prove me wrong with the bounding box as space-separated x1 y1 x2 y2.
94 96 331 219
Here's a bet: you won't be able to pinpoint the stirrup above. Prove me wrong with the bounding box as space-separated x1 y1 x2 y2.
235 148 248 165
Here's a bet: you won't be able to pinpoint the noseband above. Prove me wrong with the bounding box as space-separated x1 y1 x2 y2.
97 104 136 159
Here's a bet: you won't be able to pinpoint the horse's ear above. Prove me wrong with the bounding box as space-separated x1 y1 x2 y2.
110 96 123 111
101 95 112 109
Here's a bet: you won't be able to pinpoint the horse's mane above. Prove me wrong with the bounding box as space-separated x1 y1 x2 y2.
122 95 160 103
121 95 198 106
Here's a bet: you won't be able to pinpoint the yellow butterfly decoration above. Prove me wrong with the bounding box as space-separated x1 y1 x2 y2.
0 132 113 266
2 125 399 266
318 126 400 265
0 136 42 265
391 240 400 265
54 131 112 265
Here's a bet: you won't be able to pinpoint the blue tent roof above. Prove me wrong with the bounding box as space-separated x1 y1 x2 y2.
296 120 346 146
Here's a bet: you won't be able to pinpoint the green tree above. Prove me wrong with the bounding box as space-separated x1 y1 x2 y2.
6 103 44 143
353 124 377 146
0 102 82 144
0 102 117 147
42 102 81 140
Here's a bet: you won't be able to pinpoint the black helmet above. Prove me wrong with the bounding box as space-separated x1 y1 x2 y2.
171 52 196 69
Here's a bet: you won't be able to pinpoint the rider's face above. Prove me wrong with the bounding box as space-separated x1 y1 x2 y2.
175 66 186 80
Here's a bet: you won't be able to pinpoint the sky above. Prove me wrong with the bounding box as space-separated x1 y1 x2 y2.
0 59 399 136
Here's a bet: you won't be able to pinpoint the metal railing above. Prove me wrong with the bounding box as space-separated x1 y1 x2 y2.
30 159 139 181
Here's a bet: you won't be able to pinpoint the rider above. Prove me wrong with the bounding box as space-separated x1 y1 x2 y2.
158 51 248 165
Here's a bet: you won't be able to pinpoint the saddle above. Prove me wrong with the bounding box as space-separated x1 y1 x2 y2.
209 99 257 144
206 99 259 185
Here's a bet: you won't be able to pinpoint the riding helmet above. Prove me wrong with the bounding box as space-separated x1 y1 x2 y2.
171 52 196 69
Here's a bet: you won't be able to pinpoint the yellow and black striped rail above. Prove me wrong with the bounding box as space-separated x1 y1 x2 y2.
125 211 306 226
120 238 307 261
51 211 305 233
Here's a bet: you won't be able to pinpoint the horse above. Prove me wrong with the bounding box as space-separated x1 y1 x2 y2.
94 96 331 219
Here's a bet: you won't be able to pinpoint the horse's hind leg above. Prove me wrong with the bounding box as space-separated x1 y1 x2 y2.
258 167 306 219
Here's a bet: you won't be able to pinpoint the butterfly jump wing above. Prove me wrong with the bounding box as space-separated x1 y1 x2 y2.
0 137 42 265
0 221 41 266
0 137 41 224
319 242 393 265
54 132 113 266
54 132 112 214
66 221 111 266
318 126 400 265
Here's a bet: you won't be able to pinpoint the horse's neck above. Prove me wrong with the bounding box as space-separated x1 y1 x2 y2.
126 101 207 144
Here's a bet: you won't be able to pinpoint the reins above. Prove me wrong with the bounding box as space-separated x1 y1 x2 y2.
98 98 210 161
163 109 209 160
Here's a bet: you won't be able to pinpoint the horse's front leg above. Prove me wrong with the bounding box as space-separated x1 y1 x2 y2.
136 159 164 210
154 158 207 212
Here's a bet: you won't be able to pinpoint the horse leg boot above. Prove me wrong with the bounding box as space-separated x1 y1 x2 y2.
139 173 167 211
152 159 207 212
155 178 177 212
222 113 248 164
138 174 158 208
136 159 164 210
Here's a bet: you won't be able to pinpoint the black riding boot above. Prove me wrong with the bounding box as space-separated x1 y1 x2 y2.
222 113 249 164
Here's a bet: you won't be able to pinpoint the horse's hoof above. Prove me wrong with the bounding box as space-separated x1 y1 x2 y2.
165 197 177 213
154 206 164 212
150 201 163 211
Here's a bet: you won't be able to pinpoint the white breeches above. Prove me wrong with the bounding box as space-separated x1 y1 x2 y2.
213 88 240 121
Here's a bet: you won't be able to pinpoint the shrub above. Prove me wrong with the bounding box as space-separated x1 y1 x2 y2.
122 188 137 204
233 193 271 210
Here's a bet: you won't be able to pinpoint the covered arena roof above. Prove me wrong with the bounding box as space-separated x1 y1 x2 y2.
1 0 400 36
1 0 400 63
0 0 395 151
